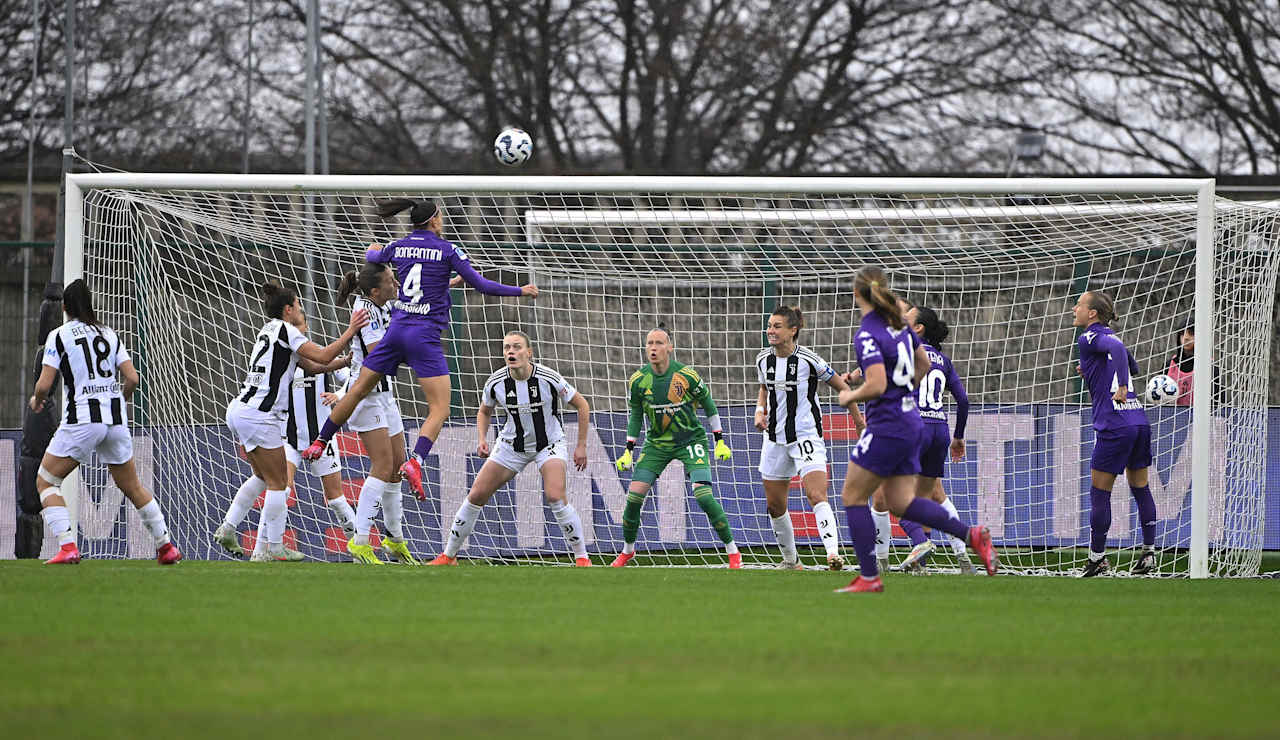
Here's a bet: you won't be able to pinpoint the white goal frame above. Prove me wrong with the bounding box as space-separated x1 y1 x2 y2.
63 174 1218 577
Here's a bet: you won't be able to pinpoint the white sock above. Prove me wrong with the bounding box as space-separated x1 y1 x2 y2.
136 500 171 548
1089 550 1106 562
812 501 839 557
871 507 891 559
549 499 588 559
444 500 483 558
261 489 288 548
326 495 356 533
770 513 798 563
381 480 404 540
353 476 385 545
940 497 966 555
225 475 266 528
44 504 75 546
725 540 739 555
622 541 636 555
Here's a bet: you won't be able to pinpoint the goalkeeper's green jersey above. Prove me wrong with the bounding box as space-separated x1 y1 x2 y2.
626 360 719 450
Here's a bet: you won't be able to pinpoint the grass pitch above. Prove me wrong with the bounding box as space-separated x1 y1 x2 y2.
2 560 1278 740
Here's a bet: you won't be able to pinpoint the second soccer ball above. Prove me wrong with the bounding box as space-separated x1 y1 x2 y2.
1145 374 1179 404
494 127 533 167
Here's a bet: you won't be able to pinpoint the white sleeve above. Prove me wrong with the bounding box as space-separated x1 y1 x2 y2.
115 333 132 367
283 322 308 352
756 356 766 385
811 352 835 382
481 379 499 408
554 375 577 403
42 329 60 368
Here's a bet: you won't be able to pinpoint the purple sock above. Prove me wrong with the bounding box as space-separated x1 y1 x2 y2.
902 498 968 541
317 418 340 443
1089 486 1112 554
845 506 879 578
1131 485 1157 547
413 434 435 462
900 518 928 546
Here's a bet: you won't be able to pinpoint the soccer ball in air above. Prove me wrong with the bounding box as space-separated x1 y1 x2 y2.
494 127 533 167
1145 374 1179 404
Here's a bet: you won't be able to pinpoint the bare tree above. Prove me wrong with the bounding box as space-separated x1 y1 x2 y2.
989 0 1279 174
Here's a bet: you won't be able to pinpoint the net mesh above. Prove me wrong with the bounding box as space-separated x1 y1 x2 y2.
61 180 1280 575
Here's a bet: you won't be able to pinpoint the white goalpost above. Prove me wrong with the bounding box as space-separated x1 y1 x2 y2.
58 174 1280 576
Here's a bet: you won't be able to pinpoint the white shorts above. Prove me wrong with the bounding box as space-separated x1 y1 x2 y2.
47 423 133 465
284 442 342 478
489 438 569 474
347 391 404 437
225 401 285 452
759 437 828 481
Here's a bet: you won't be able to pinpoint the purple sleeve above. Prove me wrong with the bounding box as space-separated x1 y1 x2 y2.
1095 332 1126 389
365 243 394 264
451 254 523 297
945 357 970 439
1097 334 1132 388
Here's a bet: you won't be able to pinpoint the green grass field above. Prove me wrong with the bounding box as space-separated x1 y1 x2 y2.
2 561 1278 740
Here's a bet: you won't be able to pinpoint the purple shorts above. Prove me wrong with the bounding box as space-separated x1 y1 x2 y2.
361 320 450 379
849 427 921 478
1090 424 1152 475
918 423 951 479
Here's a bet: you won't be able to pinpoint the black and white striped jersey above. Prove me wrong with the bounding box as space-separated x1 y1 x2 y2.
481 363 577 453
236 319 307 414
42 320 131 426
285 367 347 451
756 345 835 444
348 297 391 394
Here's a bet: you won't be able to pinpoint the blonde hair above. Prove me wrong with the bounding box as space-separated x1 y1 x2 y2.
853 266 905 330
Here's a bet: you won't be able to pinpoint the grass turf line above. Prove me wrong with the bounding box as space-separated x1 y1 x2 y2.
1 561 1277 740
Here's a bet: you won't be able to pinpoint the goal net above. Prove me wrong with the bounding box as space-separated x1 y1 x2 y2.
58 175 1280 576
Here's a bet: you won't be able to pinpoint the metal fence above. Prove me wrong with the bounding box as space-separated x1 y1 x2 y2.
0 242 54 428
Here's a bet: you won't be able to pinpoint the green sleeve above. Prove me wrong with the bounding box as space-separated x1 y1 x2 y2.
626 374 644 440
687 368 718 417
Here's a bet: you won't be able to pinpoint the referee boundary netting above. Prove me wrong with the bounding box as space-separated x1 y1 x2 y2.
59 175 1280 576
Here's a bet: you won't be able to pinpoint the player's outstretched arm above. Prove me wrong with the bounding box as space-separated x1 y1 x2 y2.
688 370 730 461
297 310 368 365
839 363 887 407
617 376 644 470
475 403 494 457
569 392 590 470
827 371 866 433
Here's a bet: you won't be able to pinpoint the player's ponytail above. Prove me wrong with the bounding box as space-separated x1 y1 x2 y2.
854 266 905 330
335 262 388 304
261 281 297 319
770 305 804 343
375 197 439 227
1084 291 1117 326
913 305 950 349
62 279 99 327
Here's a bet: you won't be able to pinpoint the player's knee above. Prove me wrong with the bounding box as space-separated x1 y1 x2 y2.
38 465 65 491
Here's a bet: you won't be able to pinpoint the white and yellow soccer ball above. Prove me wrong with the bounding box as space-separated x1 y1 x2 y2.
1145 374 1179 404
494 127 533 167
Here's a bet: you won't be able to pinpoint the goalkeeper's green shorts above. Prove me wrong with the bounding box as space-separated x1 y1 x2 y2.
632 440 713 485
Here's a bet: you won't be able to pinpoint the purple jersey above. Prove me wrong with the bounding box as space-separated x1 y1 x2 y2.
855 311 923 439
1077 322 1149 431
917 343 969 439
366 230 522 336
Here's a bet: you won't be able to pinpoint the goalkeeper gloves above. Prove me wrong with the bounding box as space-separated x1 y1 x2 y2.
616 440 636 471
714 439 732 461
